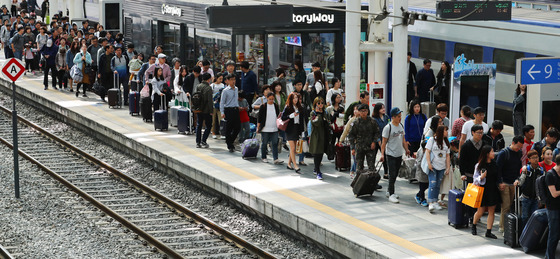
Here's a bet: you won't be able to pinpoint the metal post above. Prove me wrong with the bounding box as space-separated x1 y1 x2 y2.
391 0 409 112
12 81 19 199
345 0 361 106
371 0 388 88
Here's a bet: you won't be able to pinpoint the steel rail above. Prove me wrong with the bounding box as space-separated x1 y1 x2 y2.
0 243 15 259
0 104 276 259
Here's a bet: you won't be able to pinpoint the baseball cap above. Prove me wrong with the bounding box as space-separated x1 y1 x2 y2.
390 107 403 117
157 53 167 59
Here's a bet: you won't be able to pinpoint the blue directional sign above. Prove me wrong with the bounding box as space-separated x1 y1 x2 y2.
520 58 560 85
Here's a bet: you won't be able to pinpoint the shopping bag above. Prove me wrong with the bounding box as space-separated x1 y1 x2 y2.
462 183 484 208
296 139 304 154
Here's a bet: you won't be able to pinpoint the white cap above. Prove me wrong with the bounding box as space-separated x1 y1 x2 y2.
157 53 167 59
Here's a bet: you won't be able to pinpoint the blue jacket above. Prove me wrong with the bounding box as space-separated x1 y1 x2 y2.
404 113 427 142
73 51 92 69
66 51 76 68
496 147 523 184
241 70 258 94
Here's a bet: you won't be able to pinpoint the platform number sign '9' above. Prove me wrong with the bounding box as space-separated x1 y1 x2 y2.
2 58 25 82
520 58 560 85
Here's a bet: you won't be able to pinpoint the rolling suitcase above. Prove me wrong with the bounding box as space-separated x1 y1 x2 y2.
129 91 140 115
241 133 260 159
448 180 469 229
154 95 168 131
177 108 191 134
335 143 351 171
520 209 549 253
107 73 121 108
351 169 381 197
140 96 152 122
421 90 436 118
170 106 180 127
220 119 227 137
504 186 522 248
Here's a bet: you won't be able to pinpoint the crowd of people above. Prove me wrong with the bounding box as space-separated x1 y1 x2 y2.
4 4 560 255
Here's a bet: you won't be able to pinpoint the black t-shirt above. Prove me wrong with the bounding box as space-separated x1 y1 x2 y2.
545 169 560 210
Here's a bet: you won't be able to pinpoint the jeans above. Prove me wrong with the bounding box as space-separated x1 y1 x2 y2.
499 184 516 230
351 154 357 172
547 209 560 259
261 131 279 160
427 169 445 203
13 50 22 60
3 44 13 58
386 155 403 195
520 196 539 226
196 113 212 144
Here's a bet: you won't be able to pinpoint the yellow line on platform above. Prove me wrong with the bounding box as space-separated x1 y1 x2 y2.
16 79 446 259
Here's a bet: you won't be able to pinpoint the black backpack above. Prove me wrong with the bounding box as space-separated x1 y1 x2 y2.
536 169 558 204
191 90 204 113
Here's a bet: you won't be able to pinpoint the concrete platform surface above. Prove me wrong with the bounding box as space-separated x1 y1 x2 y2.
0 60 548 259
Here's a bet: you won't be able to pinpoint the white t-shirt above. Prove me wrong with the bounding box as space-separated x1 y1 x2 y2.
461 120 489 141
326 88 343 105
423 116 450 136
262 104 278 133
211 83 224 94
314 81 324 93
382 123 405 157
426 137 450 170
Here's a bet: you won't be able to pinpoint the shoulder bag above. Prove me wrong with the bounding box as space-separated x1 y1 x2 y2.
276 111 289 131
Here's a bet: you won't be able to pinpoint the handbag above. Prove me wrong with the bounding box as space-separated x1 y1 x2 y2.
276 112 289 131
70 64 83 82
84 64 92 74
399 156 416 179
462 183 484 208
140 84 150 98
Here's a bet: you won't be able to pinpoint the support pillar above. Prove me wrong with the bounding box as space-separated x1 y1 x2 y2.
391 0 408 111
345 0 361 106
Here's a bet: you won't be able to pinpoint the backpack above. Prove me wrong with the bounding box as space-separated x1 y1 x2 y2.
522 164 544 194
536 173 549 204
191 90 204 113
213 88 223 109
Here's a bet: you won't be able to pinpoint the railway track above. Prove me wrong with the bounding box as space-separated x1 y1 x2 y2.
0 243 15 259
0 103 276 259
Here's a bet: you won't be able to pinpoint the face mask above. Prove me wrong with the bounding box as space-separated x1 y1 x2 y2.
46 39 53 47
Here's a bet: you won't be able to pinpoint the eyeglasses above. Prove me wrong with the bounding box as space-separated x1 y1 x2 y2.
474 131 483 135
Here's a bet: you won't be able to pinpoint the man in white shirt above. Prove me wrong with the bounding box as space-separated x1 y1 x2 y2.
423 103 450 137
459 107 488 151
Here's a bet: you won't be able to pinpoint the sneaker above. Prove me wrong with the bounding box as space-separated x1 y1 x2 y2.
220 136 226 140
313 170 317 176
420 200 429 207
83 93 88 98
386 191 390 198
196 143 202 148
350 171 356 179
228 148 235 153
498 228 504 233
24 71 27 75
415 196 422 205
273 159 284 165
388 194 399 203
317 172 323 180
201 142 209 148
212 135 217 139
428 203 435 212
438 200 447 209
262 158 269 163
434 203 443 210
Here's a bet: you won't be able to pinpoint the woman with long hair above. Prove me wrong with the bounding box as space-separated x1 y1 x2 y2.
373 103 390 178
425 115 443 139
309 97 328 180
405 100 427 155
211 73 225 138
293 60 306 88
425 125 451 212
151 67 168 111
66 40 80 92
472 145 501 239
282 92 304 173
513 84 527 136
310 70 326 102
326 77 343 106
434 61 451 105
273 81 288 149
72 44 93 98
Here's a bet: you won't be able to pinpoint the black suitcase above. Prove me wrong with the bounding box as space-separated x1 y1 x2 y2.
107 74 121 108
154 95 168 131
335 143 351 171
351 168 381 198
140 96 152 122
520 209 549 253
129 91 140 115
448 180 469 229
504 186 522 248
220 119 227 136
177 108 191 134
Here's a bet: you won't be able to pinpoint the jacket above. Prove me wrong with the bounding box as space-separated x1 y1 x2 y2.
66 50 77 68
40 44 58 66
496 147 523 184
348 116 381 152
98 52 114 75
73 51 92 69
281 105 304 137
404 113 427 143
482 130 505 153
257 102 280 132
183 73 202 95
309 110 328 155
241 70 258 93
111 54 129 79
513 91 526 113
196 81 213 114
55 51 66 70
518 164 545 199
459 139 482 178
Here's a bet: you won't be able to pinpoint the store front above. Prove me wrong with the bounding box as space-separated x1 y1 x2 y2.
124 1 358 85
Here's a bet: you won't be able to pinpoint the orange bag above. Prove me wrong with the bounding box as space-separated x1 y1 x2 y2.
462 183 484 208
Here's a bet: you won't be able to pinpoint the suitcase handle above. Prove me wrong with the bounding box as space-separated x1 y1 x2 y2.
429 89 434 103
160 94 166 111
114 73 119 89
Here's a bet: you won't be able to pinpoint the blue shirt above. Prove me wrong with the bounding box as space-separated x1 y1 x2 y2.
404 113 427 142
241 70 258 94
220 86 239 114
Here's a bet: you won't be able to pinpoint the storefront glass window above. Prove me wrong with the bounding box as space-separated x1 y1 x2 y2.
235 34 265 84
131 16 152 57
162 23 181 60
196 29 232 74
267 34 302 84
303 33 335 82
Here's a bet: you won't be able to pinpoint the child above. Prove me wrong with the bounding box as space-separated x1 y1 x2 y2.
238 92 251 143
23 43 35 75
514 149 544 225
55 47 68 91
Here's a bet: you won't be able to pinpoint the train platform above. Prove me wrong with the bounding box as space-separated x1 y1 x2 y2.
0 67 545 259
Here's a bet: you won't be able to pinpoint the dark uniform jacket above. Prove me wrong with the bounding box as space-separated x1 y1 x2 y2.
348 116 381 151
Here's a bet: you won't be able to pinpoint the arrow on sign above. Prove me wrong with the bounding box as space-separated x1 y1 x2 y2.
527 64 541 80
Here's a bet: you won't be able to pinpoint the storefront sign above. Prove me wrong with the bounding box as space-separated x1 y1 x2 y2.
162 4 182 17
292 13 335 24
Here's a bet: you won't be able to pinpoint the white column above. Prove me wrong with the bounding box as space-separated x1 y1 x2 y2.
372 0 388 86
526 84 542 140
345 0 361 106
367 0 376 84
391 0 408 111
68 0 84 20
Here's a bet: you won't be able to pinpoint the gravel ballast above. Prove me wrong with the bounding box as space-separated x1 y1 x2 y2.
0 91 325 258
